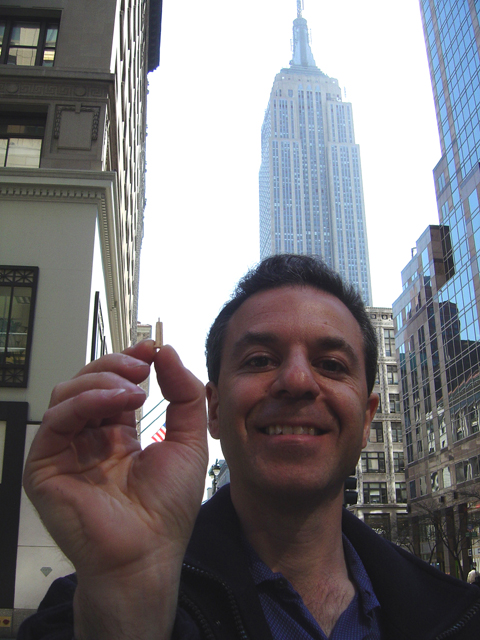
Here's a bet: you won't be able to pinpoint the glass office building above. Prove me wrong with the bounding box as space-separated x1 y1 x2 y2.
259 3 372 304
392 1 480 577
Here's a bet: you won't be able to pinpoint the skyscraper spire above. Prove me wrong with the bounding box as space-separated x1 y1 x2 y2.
290 0 316 69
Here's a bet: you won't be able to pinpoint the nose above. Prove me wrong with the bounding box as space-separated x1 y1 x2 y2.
270 352 320 400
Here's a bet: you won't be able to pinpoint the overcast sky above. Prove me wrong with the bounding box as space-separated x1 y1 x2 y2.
137 0 442 470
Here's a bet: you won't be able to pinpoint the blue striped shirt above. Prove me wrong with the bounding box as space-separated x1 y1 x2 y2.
248 535 382 640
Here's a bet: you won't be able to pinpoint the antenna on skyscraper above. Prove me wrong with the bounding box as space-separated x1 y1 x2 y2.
297 0 304 18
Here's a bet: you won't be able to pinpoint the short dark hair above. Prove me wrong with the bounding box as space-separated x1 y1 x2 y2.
205 254 378 394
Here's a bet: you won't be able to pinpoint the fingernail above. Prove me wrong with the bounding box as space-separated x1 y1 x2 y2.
103 388 127 398
120 355 149 368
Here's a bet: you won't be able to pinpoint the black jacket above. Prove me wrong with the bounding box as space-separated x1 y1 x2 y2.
19 485 480 640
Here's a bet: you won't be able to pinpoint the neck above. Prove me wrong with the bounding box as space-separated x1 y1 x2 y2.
230 485 356 637
230 483 346 584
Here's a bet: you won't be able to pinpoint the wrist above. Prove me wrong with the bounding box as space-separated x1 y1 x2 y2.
73 559 182 640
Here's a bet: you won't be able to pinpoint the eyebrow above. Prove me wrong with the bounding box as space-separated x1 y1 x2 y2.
314 336 361 366
230 332 279 360
230 331 361 366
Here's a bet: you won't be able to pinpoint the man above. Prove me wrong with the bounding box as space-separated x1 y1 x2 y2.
20 255 480 639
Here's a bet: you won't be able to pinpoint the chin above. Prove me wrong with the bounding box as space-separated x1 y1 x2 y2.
250 472 344 508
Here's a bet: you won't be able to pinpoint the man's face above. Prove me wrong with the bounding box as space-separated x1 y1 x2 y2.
206 286 378 506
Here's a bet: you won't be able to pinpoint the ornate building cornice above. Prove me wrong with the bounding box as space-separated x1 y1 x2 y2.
0 77 110 101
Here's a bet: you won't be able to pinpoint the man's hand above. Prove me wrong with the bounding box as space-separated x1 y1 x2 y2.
23 341 208 640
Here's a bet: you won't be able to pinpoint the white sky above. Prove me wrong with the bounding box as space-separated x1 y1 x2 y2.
137 0 442 472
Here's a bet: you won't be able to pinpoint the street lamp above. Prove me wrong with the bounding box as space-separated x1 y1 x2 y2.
208 459 221 495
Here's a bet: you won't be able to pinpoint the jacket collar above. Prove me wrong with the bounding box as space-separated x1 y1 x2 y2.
185 485 480 640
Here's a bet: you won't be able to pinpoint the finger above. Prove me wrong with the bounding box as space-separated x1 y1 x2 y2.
50 372 147 408
153 346 204 404
122 339 157 360
72 352 152 383
27 386 146 464
153 346 207 445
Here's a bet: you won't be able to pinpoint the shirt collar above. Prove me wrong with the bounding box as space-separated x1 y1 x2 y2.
246 532 380 617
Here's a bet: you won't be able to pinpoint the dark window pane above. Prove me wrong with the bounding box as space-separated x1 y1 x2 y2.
0 267 38 387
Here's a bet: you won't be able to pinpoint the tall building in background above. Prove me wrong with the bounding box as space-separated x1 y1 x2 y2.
392 1 480 577
350 309 408 545
259 1 372 304
0 0 162 633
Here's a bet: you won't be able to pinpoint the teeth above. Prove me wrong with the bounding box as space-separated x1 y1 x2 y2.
265 425 320 435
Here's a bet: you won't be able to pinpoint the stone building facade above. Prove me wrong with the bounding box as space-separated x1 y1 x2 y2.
0 0 162 633
349 308 408 545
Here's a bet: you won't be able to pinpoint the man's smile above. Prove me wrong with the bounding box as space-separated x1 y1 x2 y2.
259 425 324 436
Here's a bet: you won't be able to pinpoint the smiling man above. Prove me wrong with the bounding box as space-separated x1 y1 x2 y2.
20 255 480 640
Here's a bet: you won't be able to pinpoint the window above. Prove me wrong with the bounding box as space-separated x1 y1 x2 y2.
364 482 387 504
456 456 480 484
419 476 427 496
364 513 391 539
409 479 417 499
439 413 447 448
443 466 452 488
387 365 398 385
391 422 403 442
0 266 38 387
361 452 385 473
384 329 395 356
438 171 446 191
0 111 46 168
427 419 436 453
395 482 407 503
370 422 383 443
393 451 405 472
397 513 410 538
389 393 400 413
0 16 58 66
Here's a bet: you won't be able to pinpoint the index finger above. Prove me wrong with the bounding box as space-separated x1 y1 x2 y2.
72 340 156 381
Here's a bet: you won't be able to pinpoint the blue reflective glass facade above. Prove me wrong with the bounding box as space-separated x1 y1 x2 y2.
391 2 480 573
420 0 480 447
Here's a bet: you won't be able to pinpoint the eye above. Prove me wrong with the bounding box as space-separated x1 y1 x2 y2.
317 359 347 374
244 355 276 369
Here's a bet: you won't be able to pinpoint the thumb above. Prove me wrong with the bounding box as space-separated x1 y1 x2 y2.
153 346 207 447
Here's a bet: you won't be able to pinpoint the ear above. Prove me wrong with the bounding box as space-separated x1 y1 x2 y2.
206 381 220 440
362 392 379 448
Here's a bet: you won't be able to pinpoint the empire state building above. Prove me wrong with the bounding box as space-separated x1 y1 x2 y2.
259 2 372 304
